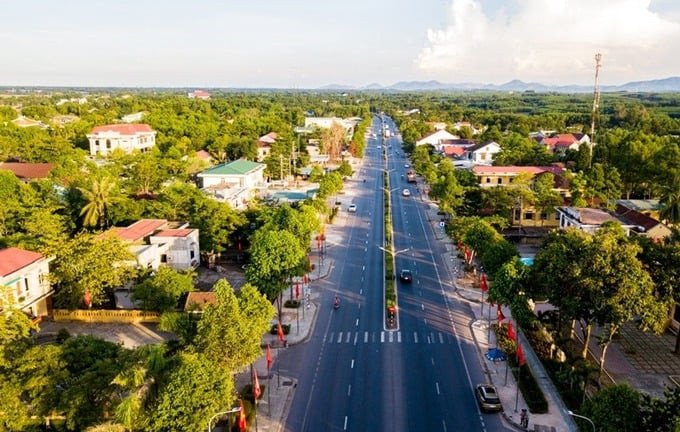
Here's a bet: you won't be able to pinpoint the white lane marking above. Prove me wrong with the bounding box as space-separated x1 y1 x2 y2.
353 332 358 345
439 332 444 344
397 332 401 343
355 318 359 327
436 382 440 395
413 332 418 343
389 332 394 343
442 420 448 432
337 332 343 343
359 289 362 295
345 332 351 343
364 331 369 343
351 359 354 369
427 334 431 344
348 384 352 396
344 416 348 430
380 332 385 343
431 357 435 366
421 304 425 311
362 265 365 271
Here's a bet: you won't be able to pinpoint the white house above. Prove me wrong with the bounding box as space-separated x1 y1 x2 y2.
416 130 459 150
304 117 356 131
104 219 200 270
466 141 501 165
0 247 54 318
452 121 481 135
257 132 277 161
197 159 266 208
87 124 156 156
556 207 638 236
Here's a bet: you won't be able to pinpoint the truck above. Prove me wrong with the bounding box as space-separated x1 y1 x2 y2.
406 170 416 183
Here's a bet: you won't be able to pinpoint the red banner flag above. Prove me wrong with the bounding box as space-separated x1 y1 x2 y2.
480 274 488 292
464 246 471 262
238 399 247 431
518 343 526 366
266 344 272 369
252 367 261 400
317 238 321 249
277 321 285 343
457 240 462 250
295 282 300 299
497 305 505 322
304 274 308 284
507 322 516 341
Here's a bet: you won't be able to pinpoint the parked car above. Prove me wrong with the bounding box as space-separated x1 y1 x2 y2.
348 204 357 213
399 269 412 283
475 384 502 412
402 189 411 197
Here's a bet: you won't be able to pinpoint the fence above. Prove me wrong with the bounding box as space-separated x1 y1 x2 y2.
52 309 160 323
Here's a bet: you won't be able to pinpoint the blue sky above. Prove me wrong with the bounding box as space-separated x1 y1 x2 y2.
2 0 679 88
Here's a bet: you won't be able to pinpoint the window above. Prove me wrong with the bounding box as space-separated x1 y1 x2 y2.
190 250 195 259
497 178 502 184
540 213 548 220
524 212 534 220
160 254 167 263
95 140 99 146
485 177 491 183
24 277 30 293
106 139 111 149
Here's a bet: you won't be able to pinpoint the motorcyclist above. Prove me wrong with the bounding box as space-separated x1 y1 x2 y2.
334 296 340 308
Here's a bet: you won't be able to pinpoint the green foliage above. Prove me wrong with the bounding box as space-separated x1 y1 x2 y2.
77 174 121 229
0 311 34 370
640 386 680 432
580 384 643 432
308 165 325 182
336 160 353 177
317 171 343 199
132 266 196 312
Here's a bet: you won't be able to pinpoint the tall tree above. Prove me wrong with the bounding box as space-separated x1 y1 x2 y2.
78 175 120 229
132 266 196 312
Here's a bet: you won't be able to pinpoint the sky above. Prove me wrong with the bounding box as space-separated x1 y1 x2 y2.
2 0 680 88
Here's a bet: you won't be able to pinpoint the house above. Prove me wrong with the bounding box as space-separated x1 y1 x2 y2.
197 159 266 208
87 124 156 156
540 133 589 154
0 247 54 319
195 150 213 165
472 165 565 187
416 130 459 150
257 132 278 161
452 121 481 135
614 204 672 241
304 117 357 133
121 112 145 123
425 122 448 131
188 90 211 100
0 162 55 182
442 145 467 158
466 141 501 165
400 109 421 116
556 207 638 236
51 114 79 126
616 199 662 221
104 219 200 270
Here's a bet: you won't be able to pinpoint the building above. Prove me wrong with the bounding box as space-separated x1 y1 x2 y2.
12 116 46 128
304 117 356 132
257 132 278 161
465 141 501 165
0 162 55 182
188 90 211 100
472 165 565 187
121 112 145 123
539 133 590 154
556 207 638 236
614 204 672 241
416 130 459 150
104 219 200 270
452 121 481 135
0 247 54 319
87 124 156 156
197 159 266 208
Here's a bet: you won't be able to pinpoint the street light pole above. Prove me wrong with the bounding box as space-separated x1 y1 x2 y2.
568 410 596 432
207 407 240 432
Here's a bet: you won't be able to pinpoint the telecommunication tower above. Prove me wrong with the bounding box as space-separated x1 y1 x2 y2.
589 53 602 167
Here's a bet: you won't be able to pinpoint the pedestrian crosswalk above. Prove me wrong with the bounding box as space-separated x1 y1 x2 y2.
323 331 455 345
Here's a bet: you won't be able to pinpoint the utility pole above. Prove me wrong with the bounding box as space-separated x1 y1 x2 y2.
589 53 602 168
279 154 283 182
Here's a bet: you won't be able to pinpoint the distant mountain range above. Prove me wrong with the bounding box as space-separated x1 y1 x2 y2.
319 77 680 93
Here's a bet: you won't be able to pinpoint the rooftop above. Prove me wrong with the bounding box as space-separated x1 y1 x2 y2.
90 124 154 135
0 162 55 180
200 159 265 176
0 247 44 277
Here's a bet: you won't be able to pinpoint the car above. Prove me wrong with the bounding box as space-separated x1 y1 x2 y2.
404 164 410 168
399 269 412 283
475 384 502 412
348 204 357 213
402 189 411 197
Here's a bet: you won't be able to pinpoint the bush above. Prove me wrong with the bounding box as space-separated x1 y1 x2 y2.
270 324 291 335
284 299 300 308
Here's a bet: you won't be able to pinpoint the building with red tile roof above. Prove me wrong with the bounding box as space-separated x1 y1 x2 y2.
188 90 211 100
87 124 156 156
0 247 54 318
0 162 55 181
615 204 672 241
257 132 278 161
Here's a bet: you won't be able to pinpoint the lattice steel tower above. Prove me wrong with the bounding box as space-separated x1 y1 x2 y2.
589 53 602 168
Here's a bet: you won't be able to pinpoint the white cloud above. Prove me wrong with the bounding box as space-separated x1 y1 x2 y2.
417 0 680 84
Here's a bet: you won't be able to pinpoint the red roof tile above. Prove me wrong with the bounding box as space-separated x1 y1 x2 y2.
472 166 563 175
90 124 153 135
0 162 55 180
113 219 167 242
443 146 466 156
0 247 44 277
153 229 194 238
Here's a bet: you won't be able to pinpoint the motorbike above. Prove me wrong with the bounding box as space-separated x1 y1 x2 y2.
333 297 340 310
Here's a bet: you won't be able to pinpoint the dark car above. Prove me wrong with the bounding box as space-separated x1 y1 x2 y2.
399 269 412 283
475 384 502 412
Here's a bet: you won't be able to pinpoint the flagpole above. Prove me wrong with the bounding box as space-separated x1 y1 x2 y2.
267 345 271 416
251 363 259 432
487 300 492 342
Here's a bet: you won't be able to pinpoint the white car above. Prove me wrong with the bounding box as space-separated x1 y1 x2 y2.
402 189 411 197
348 204 357 213
404 164 410 168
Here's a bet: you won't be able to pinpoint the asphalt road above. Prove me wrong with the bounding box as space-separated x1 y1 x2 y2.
281 116 509 432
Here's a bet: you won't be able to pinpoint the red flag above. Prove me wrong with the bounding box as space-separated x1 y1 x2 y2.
307 256 312 271
480 274 488 292
497 305 505 322
507 322 516 341
266 344 272 369
295 282 300 299
83 290 92 308
238 399 247 431
518 344 526 366
464 246 471 262
457 240 462 250
252 367 261 400
304 274 308 284
277 321 284 342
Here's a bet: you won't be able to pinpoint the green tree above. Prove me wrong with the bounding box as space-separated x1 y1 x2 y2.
147 352 233 432
579 384 642 432
336 160 353 177
0 311 34 370
78 175 120 229
640 386 680 431
308 165 324 183
52 233 135 308
195 280 274 372
132 266 196 312
533 173 563 225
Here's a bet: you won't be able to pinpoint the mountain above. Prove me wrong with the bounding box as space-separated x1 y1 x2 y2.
326 77 680 93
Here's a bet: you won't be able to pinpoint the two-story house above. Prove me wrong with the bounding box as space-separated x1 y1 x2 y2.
465 141 501 165
416 130 459 150
257 132 277 161
0 247 54 319
87 124 157 156
103 219 200 270
197 159 266 208
0 162 55 182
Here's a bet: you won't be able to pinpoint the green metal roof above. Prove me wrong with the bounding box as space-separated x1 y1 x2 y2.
201 159 264 176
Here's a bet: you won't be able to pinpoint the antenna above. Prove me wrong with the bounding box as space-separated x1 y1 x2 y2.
589 53 602 168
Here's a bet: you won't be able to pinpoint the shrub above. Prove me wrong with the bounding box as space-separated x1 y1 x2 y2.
284 300 300 308
270 324 291 335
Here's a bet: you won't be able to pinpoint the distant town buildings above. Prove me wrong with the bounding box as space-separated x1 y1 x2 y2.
188 90 211 100
86 124 157 156
197 159 266 208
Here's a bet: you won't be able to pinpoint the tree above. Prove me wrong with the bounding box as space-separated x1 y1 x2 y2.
336 160 353 178
640 386 680 431
246 229 306 317
308 165 324 183
147 352 233 432
52 233 136 309
0 311 34 370
579 383 643 432
195 280 274 372
533 173 563 225
78 175 120 229
132 266 196 312
320 122 347 162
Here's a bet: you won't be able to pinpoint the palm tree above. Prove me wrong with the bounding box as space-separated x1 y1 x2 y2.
78 176 118 229
660 181 680 225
